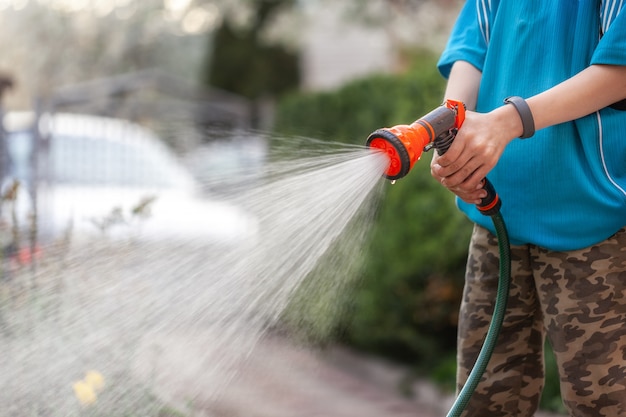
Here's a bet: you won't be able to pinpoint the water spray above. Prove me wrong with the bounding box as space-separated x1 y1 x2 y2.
366 100 512 417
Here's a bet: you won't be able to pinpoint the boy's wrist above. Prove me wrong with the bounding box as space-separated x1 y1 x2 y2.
490 102 525 141
503 96 535 138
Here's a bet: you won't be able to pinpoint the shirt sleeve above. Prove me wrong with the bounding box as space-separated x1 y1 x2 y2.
592 7 626 66
437 0 489 78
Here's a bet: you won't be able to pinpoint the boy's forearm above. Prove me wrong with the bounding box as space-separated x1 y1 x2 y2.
444 62 626 134
444 60 482 111
527 64 626 131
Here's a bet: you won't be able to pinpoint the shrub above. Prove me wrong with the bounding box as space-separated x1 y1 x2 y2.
275 56 445 145
344 160 471 363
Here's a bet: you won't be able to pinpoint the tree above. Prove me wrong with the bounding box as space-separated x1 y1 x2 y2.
201 0 300 102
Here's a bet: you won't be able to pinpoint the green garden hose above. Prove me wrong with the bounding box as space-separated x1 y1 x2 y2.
446 212 511 417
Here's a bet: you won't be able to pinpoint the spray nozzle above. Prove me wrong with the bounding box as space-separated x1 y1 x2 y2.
366 99 465 181
366 100 502 216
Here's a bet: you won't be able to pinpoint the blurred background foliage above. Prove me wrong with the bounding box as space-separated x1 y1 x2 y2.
0 0 459 110
273 49 449 143
202 0 300 100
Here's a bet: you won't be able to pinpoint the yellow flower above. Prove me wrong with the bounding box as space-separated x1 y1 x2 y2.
84 370 105 392
73 380 97 406
73 370 105 406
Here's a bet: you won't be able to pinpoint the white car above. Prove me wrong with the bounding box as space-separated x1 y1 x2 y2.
2 112 257 246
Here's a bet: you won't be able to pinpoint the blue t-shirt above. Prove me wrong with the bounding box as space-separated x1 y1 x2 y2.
438 0 626 251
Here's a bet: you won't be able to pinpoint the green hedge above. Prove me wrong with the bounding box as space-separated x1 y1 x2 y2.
274 57 446 145
346 160 471 362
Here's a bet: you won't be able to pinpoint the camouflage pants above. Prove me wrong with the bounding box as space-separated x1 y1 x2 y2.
457 224 626 417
